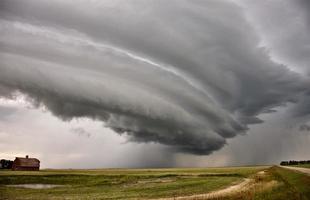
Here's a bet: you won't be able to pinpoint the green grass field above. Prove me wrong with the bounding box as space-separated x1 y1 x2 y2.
220 166 310 200
291 164 310 168
0 166 309 200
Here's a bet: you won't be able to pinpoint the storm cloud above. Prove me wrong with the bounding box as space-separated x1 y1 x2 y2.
1 0 310 156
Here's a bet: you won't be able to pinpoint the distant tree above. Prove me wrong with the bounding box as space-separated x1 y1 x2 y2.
0 159 13 169
280 161 289 166
280 160 310 166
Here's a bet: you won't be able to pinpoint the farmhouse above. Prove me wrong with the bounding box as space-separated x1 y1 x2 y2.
12 155 40 171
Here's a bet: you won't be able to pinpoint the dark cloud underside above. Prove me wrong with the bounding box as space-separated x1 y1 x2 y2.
0 0 310 155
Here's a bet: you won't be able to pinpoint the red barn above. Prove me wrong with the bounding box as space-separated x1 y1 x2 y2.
12 155 40 171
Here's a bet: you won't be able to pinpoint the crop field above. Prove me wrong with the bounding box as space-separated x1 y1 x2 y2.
0 166 309 200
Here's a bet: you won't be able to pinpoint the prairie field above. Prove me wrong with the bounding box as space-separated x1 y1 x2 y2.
292 164 310 169
0 166 309 200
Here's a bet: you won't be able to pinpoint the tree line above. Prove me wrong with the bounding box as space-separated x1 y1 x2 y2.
0 159 13 169
280 160 310 166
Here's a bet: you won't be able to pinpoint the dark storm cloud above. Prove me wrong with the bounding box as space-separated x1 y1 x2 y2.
238 0 310 75
1 0 310 155
298 0 310 27
0 85 14 98
299 124 310 132
238 0 310 123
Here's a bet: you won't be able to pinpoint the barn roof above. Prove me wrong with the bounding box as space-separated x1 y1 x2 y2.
14 157 40 167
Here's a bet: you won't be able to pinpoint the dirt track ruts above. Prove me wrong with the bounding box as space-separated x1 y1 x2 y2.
153 178 251 200
152 169 279 200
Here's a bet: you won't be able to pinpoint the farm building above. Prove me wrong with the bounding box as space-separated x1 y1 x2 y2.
12 155 40 171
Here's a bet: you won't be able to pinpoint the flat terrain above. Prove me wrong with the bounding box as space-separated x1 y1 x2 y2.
281 166 310 175
290 164 310 169
0 166 309 200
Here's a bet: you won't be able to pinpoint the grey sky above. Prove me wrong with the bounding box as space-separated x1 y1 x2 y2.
0 0 309 168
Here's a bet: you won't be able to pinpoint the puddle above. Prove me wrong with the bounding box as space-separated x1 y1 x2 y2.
7 184 64 189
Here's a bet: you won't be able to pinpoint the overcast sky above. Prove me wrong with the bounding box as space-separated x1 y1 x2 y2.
0 0 310 168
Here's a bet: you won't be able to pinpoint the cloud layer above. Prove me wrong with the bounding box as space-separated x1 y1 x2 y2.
1 0 310 155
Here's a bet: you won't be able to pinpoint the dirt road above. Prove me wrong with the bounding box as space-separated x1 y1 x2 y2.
153 178 252 200
154 170 276 200
281 166 310 176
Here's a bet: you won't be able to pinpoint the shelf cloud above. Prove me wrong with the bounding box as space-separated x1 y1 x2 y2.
1 0 310 156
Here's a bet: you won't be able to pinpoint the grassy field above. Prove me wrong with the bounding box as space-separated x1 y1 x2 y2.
218 166 310 200
0 166 309 200
291 164 310 168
